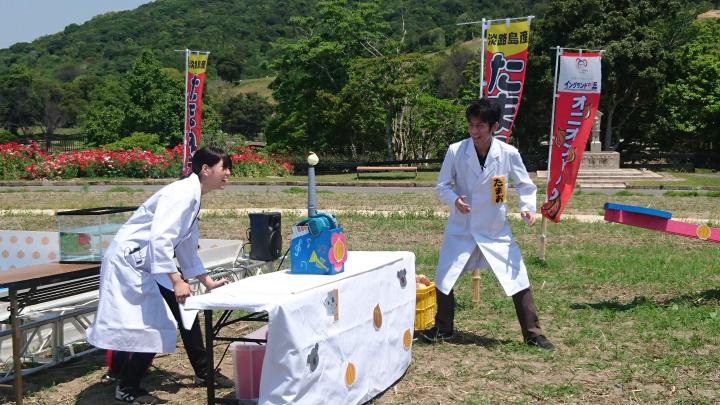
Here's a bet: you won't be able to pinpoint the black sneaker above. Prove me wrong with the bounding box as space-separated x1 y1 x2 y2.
115 385 159 404
417 326 454 343
526 335 555 351
195 370 235 388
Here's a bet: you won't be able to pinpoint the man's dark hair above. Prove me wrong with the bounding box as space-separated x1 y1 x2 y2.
465 98 501 126
191 146 232 175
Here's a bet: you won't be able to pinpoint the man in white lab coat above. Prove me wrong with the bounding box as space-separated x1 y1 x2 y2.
87 147 233 404
418 98 554 350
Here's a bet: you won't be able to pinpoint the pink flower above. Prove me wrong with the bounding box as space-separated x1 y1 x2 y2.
328 231 347 272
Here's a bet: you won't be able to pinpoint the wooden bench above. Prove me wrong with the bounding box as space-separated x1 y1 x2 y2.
356 166 417 179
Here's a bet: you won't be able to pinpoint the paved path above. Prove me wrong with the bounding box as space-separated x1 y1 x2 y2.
0 208 711 225
0 183 671 196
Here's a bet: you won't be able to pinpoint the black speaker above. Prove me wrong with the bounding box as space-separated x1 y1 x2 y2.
248 212 282 261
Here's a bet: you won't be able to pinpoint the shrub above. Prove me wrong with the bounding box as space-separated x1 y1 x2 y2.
102 132 166 155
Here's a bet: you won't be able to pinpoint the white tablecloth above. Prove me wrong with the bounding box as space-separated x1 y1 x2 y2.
185 251 417 405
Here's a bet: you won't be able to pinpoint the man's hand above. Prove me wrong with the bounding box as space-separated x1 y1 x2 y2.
455 195 471 214
198 274 228 292
521 211 536 227
173 280 192 304
169 272 192 304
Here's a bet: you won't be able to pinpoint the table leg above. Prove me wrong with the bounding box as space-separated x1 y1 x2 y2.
205 309 214 405
10 288 23 405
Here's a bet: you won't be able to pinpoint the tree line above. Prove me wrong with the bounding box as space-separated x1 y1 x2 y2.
0 0 717 164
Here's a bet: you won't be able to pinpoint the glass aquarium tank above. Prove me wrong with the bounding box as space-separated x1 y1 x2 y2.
56 207 137 263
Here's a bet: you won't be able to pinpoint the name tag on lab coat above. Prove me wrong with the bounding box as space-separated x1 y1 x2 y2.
491 176 506 204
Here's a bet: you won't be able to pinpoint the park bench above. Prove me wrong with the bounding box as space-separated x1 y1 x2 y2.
356 165 418 179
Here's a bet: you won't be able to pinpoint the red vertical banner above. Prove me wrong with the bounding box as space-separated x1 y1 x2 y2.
541 51 602 222
483 18 531 143
182 52 209 177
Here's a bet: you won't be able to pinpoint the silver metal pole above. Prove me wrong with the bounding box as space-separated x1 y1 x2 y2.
546 46 562 190
182 49 189 176
479 18 487 98
308 166 317 217
457 15 535 26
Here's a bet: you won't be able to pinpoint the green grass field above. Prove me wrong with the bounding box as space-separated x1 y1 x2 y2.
0 189 718 403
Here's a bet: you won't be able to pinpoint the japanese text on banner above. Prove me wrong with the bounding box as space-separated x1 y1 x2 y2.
183 52 208 177
483 19 531 143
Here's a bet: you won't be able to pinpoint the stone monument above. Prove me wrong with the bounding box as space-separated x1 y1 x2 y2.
580 111 620 169
537 110 662 187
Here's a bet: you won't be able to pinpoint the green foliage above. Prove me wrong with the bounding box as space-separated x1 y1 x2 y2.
520 0 712 154
218 92 273 139
267 0 390 153
102 132 166 154
0 64 39 135
124 50 184 145
1 0 719 161
656 19 720 153
200 129 245 151
81 76 130 145
81 51 183 147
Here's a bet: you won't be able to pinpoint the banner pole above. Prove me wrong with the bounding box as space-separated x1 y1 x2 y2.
539 46 562 261
182 48 189 177
472 269 481 303
479 17 487 98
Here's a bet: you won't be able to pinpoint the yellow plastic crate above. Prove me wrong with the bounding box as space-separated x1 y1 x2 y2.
415 282 436 330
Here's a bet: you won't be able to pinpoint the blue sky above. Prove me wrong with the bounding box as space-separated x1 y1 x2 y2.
0 0 155 49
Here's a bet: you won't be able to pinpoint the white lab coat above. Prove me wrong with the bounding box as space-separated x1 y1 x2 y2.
86 174 207 353
435 138 536 296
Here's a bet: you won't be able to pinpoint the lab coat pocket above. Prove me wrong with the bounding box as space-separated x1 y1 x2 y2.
448 206 469 233
121 244 150 273
490 205 507 233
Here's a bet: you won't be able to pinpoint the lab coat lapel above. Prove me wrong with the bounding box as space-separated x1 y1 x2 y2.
480 138 500 181
463 139 483 179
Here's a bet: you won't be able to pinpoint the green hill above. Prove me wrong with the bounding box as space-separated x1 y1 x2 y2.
0 0 537 82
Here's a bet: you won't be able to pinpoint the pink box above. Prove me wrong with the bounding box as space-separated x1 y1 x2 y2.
230 341 266 400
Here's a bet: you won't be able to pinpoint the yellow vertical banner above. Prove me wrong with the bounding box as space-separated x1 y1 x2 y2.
484 18 531 143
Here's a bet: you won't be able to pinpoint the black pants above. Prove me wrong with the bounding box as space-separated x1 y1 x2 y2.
157 283 208 377
114 351 155 388
434 287 543 339
109 283 209 386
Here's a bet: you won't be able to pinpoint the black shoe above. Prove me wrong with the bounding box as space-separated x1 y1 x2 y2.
115 385 158 404
195 370 235 388
417 326 454 343
526 335 555 351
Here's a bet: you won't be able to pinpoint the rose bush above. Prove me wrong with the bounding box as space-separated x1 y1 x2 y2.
0 142 293 180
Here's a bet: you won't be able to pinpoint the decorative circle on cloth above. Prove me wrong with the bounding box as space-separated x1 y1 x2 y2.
25 236 33 245
1 250 8 258
16 251 24 259
373 304 382 330
41 236 49 245
9 236 17 244
344 362 356 388
403 329 412 350
32 251 41 260
696 224 711 240
48 252 57 261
